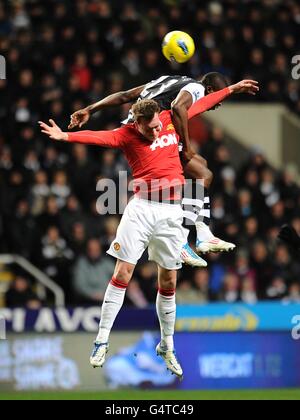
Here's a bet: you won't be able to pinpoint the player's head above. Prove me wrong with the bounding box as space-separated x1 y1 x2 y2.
132 99 162 141
200 72 229 110
200 72 229 94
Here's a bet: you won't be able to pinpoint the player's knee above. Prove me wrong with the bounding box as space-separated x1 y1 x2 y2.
114 263 134 284
205 168 213 187
159 270 176 290
161 279 176 291
201 158 208 167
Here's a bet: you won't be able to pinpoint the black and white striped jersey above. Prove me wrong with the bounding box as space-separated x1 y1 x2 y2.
122 75 205 124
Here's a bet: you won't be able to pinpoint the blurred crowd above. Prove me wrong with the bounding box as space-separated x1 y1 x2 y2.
0 0 300 307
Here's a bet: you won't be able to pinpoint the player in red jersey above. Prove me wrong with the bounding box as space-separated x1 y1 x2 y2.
39 99 187 378
69 75 259 266
40 81 258 377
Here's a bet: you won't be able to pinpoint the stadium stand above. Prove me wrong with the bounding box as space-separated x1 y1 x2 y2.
0 0 300 305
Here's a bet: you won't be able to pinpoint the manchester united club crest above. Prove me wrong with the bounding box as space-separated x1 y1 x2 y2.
114 243 121 252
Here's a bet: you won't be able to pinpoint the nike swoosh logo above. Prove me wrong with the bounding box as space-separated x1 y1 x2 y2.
165 311 175 315
104 301 118 304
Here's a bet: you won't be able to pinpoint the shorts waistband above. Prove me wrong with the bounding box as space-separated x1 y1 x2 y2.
136 196 182 206
136 189 182 205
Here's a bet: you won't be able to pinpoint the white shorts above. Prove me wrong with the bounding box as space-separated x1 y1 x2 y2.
107 197 185 270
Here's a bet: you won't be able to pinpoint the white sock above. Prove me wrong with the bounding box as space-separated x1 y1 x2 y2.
195 221 214 241
96 278 127 343
156 291 176 351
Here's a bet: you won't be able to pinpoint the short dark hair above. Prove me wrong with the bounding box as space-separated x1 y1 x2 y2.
131 99 160 122
200 72 229 92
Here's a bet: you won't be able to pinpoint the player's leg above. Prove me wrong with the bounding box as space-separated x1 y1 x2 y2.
90 197 152 368
147 202 185 377
183 154 236 254
184 153 212 187
155 266 183 378
98 260 135 343
181 154 211 264
156 266 177 351
90 260 135 368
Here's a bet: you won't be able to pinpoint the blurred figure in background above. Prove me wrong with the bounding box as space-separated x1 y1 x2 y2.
219 273 240 303
5 275 41 309
38 225 74 297
72 238 114 304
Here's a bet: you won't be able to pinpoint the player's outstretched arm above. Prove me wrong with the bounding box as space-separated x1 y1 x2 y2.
39 120 68 141
228 79 259 95
40 119 124 148
68 84 145 129
188 80 259 119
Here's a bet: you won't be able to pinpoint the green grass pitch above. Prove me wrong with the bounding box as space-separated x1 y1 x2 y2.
1 389 300 400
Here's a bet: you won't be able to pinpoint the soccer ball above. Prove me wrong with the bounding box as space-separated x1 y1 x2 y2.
162 31 195 63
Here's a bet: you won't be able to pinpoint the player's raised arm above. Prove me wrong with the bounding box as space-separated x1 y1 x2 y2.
68 84 146 129
229 79 260 95
187 80 259 119
39 119 124 148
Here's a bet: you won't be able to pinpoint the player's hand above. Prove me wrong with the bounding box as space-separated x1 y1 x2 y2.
38 119 68 141
68 108 90 129
229 80 259 96
278 224 300 252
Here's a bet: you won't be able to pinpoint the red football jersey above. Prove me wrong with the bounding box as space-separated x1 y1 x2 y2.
67 110 184 199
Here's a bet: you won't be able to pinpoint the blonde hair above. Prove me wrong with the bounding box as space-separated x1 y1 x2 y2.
131 99 160 122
